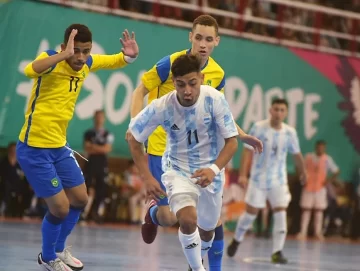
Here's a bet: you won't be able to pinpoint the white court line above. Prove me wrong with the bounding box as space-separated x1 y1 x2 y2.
242 257 354 271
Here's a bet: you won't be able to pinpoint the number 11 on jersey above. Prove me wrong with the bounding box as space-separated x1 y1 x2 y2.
187 129 199 145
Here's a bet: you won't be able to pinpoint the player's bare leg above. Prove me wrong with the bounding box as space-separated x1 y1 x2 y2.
55 184 88 270
227 204 258 257
297 208 312 240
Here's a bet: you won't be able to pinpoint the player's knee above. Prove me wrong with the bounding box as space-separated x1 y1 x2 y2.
199 228 215 242
157 207 177 226
50 203 70 219
176 205 198 234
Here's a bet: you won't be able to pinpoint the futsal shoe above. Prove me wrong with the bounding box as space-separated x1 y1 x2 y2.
188 259 204 271
37 253 72 271
271 251 288 264
226 239 240 257
141 200 158 244
56 247 84 270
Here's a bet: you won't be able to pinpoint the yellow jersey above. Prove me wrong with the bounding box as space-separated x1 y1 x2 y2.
19 50 128 148
141 49 225 156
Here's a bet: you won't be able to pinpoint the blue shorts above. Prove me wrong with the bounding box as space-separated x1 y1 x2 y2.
16 141 84 198
148 154 168 206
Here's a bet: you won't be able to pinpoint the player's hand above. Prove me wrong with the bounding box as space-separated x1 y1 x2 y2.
238 175 248 189
65 29 78 57
120 29 139 58
145 177 167 202
240 134 263 153
192 168 216 188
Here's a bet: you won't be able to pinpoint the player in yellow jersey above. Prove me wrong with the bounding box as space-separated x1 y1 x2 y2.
16 24 139 271
127 15 262 271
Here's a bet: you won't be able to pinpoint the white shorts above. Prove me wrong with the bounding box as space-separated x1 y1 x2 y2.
300 188 327 210
245 181 291 209
162 170 224 231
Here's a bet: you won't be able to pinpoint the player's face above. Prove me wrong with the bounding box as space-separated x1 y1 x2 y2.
315 144 326 155
173 72 204 107
189 25 219 61
62 41 92 71
94 111 105 127
269 103 288 123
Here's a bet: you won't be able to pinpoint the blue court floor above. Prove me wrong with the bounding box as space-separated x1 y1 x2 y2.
0 220 359 271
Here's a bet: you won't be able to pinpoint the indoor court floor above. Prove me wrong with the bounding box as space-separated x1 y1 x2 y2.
0 220 359 271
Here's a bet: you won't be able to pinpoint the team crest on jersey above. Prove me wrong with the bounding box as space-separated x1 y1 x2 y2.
203 113 211 125
81 71 86 78
206 79 212 86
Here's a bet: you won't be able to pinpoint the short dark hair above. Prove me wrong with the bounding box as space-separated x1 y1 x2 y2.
316 140 326 146
171 55 201 78
272 98 288 108
192 15 219 35
64 24 92 44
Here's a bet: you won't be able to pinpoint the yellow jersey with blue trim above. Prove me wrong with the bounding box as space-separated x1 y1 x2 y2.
141 49 225 156
19 49 128 148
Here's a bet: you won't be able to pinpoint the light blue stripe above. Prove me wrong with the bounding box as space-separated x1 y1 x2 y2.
266 132 280 188
184 108 200 175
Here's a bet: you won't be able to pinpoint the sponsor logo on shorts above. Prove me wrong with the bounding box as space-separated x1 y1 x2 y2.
51 178 59 188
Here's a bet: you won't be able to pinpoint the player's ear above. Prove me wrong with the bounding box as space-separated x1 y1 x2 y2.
60 43 66 51
189 32 193 42
200 73 205 84
215 36 220 47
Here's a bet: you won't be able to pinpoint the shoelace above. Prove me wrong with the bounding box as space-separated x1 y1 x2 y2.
48 258 69 271
62 246 73 261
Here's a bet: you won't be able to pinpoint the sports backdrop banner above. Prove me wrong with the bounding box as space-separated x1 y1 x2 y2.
1 0 359 180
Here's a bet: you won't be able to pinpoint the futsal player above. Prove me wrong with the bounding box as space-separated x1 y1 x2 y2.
16 24 139 271
227 99 307 264
127 14 262 271
128 54 239 271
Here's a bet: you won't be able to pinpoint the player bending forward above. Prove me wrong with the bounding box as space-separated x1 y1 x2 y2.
128 54 244 271
227 99 307 264
16 24 139 271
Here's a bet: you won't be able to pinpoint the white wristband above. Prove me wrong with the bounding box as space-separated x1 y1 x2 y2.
124 55 138 64
209 164 220 175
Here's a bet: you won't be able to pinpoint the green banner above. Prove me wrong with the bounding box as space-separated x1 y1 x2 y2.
1 0 359 180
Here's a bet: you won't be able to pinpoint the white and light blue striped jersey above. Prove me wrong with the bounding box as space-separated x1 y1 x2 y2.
245 119 300 189
129 85 238 191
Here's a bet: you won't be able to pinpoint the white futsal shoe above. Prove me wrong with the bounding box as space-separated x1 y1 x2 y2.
56 247 84 270
37 253 72 271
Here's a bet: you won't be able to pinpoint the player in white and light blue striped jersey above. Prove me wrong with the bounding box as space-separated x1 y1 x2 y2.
247 119 300 189
227 98 307 265
127 54 259 271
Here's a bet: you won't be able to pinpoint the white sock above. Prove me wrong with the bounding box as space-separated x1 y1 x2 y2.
234 212 257 242
201 233 215 258
178 228 205 271
300 210 311 236
314 211 324 236
272 211 287 254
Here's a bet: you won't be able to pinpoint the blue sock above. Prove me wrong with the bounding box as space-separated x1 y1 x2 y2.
41 212 64 262
149 205 161 226
208 224 224 271
55 206 82 253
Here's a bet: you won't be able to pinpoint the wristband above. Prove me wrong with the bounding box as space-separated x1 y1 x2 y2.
124 55 138 64
209 164 220 175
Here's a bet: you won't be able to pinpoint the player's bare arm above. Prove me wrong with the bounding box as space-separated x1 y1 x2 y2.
235 124 263 153
87 143 112 155
293 152 307 182
127 132 167 201
31 29 78 74
130 83 150 117
238 148 253 189
192 136 238 188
